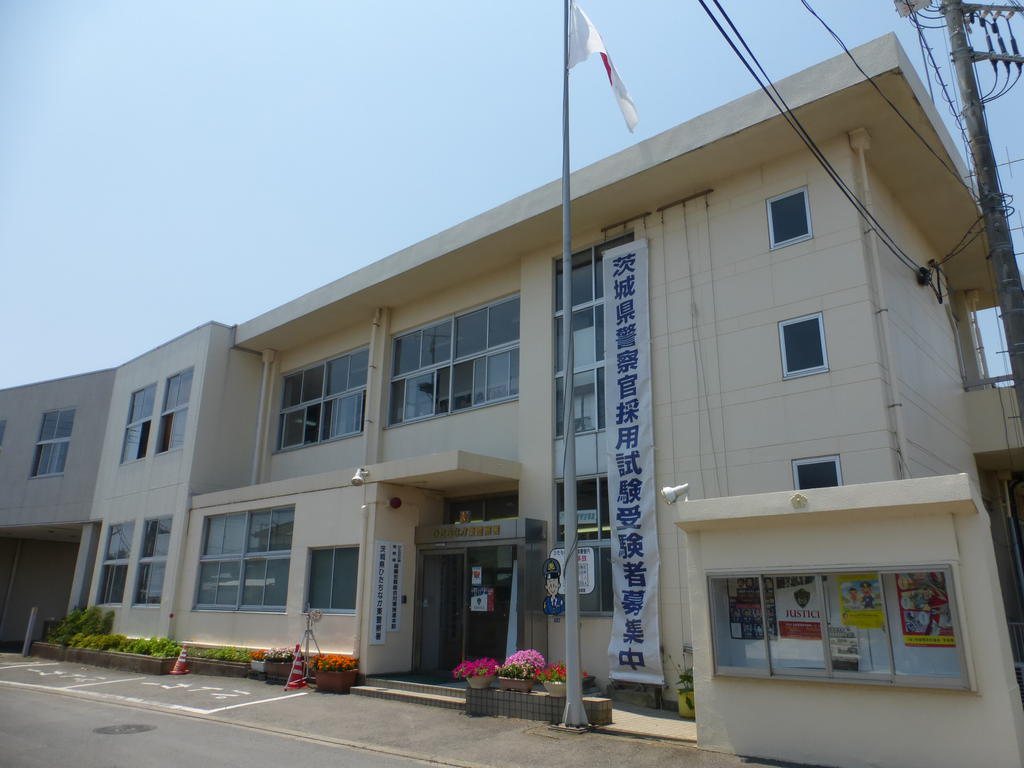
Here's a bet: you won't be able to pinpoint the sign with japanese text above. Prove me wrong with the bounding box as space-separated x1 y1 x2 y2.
370 541 388 644
549 547 596 594
388 542 404 633
896 571 957 647
836 572 884 630
602 239 664 685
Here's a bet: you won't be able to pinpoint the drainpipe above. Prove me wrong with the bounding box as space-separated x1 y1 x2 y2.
850 128 911 479
364 308 389 467
250 349 276 486
351 487 375 661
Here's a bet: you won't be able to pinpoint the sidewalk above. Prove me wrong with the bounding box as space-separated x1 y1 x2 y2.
0 654 801 768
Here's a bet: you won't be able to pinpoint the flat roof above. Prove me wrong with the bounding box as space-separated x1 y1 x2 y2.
235 33 985 351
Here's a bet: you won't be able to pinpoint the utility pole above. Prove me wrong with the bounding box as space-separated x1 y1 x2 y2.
939 0 1024 421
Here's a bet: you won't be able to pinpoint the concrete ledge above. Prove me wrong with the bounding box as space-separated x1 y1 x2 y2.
465 688 612 725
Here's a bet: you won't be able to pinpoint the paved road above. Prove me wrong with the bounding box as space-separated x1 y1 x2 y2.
0 657 817 768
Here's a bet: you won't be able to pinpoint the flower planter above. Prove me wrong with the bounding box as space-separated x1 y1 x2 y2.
315 669 358 693
498 676 535 693
678 690 695 718
250 660 265 674
264 661 294 682
542 680 566 697
30 643 175 674
466 674 496 690
185 658 250 678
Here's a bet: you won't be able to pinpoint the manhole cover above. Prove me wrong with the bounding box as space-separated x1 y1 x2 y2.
93 725 156 735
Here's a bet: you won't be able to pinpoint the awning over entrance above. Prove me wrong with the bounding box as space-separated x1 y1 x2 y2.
366 450 520 494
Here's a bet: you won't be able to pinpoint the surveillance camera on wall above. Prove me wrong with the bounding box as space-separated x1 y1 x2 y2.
661 483 689 505
351 467 369 486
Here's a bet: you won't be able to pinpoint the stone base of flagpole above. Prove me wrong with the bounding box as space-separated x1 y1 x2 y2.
550 724 592 734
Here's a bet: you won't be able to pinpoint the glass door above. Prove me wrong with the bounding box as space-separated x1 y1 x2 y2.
417 551 465 673
464 545 515 661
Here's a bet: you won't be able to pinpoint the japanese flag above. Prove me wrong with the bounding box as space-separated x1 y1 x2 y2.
568 2 639 132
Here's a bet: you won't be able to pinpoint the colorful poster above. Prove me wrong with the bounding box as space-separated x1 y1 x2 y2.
896 571 957 647
770 576 823 641
727 578 765 640
836 572 884 629
603 239 664 685
470 586 494 612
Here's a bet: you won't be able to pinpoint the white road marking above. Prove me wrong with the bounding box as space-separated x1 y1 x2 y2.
197 691 308 713
64 677 143 689
0 662 59 671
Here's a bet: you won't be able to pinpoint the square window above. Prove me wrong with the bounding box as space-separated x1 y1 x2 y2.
779 313 828 378
308 547 359 612
792 455 842 489
767 188 812 248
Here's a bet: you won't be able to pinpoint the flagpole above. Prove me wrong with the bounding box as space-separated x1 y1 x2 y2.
561 0 587 729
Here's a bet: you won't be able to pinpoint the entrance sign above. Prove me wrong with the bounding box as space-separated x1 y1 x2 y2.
548 547 596 595
371 540 404 643
602 239 664 685
388 542 404 633
371 541 388 644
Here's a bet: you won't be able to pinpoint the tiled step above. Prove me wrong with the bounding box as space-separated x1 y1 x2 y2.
362 677 465 699
352 684 466 711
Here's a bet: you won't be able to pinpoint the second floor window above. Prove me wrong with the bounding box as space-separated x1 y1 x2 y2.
278 348 369 450
389 297 520 426
32 408 75 477
157 369 193 453
122 384 156 463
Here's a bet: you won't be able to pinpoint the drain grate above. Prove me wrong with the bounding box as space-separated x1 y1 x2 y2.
93 724 156 736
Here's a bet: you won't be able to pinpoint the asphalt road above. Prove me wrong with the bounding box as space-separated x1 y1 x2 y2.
0 685 431 768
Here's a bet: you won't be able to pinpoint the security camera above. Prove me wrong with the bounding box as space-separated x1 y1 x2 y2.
661 483 689 505
351 467 369 486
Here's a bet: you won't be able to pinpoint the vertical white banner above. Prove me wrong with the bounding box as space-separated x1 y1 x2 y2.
602 239 664 684
370 541 388 645
388 542 403 632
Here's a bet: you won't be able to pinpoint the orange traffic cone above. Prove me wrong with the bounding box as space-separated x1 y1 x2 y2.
169 645 190 675
283 644 307 690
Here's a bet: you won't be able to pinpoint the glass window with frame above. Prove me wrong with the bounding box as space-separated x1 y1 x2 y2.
554 476 613 613
122 384 156 463
709 567 966 688
444 494 519 524
307 547 359 612
157 369 193 453
134 517 172 605
31 408 75 477
389 296 520 426
553 235 631 437
98 522 134 604
793 455 842 490
279 348 368 450
779 313 828 378
196 507 293 611
767 188 812 248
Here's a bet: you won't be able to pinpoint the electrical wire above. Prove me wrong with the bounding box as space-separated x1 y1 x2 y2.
697 0 925 275
799 0 978 201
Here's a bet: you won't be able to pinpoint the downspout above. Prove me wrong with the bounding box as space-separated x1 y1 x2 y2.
250 349 276 486
849 128 911 479
351 488 374 660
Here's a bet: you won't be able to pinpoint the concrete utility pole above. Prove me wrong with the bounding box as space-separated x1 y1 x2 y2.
941 0 1024 421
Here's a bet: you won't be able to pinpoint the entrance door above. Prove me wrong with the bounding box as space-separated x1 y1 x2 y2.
465 545 516 661
418 552 465 673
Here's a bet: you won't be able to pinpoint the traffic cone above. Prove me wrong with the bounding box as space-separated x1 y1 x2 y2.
283 644 307 690
169 645 190 675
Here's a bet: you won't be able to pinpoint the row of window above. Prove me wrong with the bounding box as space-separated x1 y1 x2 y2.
121 369 193 463
99 518 171 606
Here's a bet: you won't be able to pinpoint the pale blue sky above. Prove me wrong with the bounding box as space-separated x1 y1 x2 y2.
1 1 1020 389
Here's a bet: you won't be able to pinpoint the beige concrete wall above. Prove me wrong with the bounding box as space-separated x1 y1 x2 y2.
0 369 115 527
680 477 1024 768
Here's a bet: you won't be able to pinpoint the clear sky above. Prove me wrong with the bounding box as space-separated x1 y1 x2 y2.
1 1 1021 389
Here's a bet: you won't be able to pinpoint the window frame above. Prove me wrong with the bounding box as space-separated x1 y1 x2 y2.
766 187 813 249
792 455 843 490
553 475 614 615
133 516 172 606
306 546 360 614
121 384 156 463
707 566 969 690
277 347 369 452
194 507 293 612
31 407 76 478
156 368 193 454
388 296 520 427
779 312 829 379
98 522 135 605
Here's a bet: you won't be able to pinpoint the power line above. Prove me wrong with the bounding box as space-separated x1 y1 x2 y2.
697 0 924 275
800 0 978 201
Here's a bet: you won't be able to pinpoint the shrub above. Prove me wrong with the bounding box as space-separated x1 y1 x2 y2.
76 634 128 651
47 607 114 646
121 637 182 658
310 654 358 672
187 646 251 662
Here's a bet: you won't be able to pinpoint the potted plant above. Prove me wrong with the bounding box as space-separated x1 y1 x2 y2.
452 657 499 689
497 649 544 692
535 663 568 697
311 653 359 693
677 668 695 718
263 647 295 681
250 649 267 674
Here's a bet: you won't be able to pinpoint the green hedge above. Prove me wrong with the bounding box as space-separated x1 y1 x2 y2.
186 646 251 662
47 607 114 646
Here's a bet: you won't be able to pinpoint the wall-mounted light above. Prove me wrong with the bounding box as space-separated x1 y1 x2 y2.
351 467 370 486
661 483 690 505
